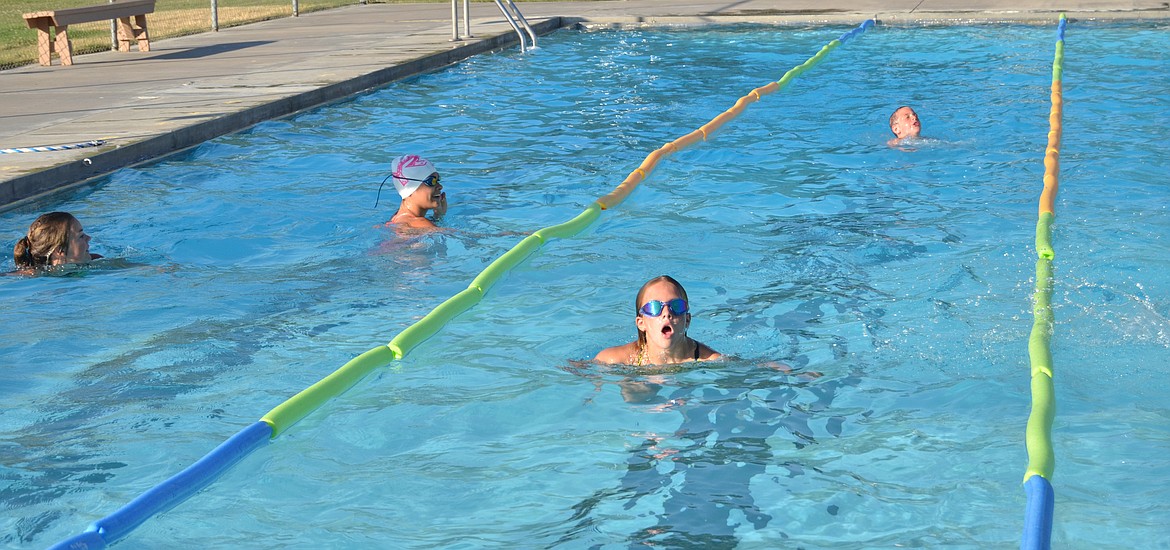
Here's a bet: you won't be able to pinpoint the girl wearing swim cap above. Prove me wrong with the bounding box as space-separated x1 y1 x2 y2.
388 154 447 229
595 275 722 366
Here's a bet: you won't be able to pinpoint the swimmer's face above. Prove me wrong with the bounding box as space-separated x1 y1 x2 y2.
56 219 92 265
406 172 445 209
635 279 690 349
889 107 921 139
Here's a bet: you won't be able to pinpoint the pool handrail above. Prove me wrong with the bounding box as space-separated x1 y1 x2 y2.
492 0 537 52
48 20 874 549
1020 13 1066 550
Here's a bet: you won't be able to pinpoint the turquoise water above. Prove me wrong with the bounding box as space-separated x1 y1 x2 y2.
3 21 1169 548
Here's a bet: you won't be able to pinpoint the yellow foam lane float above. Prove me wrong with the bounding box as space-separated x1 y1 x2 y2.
1021 13 1066 550
49 20 875 549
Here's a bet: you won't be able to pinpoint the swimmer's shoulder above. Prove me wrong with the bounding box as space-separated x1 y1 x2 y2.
594 342 638 364
695 341 722 361
389 213 438 229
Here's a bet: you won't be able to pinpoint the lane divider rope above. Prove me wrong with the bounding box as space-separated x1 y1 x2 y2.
1021 13 1065 550
48 20 874 550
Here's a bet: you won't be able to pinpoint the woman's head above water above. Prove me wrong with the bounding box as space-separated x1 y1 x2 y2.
12 212 101 270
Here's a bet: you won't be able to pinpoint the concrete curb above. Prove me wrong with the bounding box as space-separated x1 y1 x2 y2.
0 16 568 210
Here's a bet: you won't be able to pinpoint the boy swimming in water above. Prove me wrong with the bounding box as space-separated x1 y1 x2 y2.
887 105 922 146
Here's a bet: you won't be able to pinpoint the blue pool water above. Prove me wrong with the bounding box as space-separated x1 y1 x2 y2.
3 21 1169 548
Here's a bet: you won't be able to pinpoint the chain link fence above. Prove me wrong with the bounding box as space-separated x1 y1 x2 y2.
1 0 368 70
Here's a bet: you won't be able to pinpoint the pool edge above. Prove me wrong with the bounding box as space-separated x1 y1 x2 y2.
2 6 1168 212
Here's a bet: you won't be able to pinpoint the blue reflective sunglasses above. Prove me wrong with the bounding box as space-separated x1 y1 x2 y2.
638 298 689 317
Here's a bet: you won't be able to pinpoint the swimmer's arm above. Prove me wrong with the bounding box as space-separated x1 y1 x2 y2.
764 360 822 380
764 360 791 373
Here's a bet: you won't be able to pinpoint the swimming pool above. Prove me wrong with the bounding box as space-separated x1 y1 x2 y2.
3 20 1169 548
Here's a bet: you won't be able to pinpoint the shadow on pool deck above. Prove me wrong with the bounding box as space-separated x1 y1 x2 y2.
147 40 276 60
0 0 1165 210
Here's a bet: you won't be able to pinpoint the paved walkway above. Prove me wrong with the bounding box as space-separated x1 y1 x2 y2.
1 0 1165 208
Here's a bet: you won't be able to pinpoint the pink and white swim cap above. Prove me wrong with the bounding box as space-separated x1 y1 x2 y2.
390 154 437 199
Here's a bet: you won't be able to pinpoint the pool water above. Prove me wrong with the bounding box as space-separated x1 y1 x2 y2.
3 21 1169 549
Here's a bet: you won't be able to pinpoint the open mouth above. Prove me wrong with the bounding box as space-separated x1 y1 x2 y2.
661 325 674 336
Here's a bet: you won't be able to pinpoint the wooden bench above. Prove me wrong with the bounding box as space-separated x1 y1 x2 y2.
23 0 156 66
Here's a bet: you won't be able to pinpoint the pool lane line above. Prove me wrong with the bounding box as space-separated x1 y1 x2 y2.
259 204 607 440
265 19 875 436
598 19 875 210
1021 13 1065 550
47 422 274 550
47 20 875 550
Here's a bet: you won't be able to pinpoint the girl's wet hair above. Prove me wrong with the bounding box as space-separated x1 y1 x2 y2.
13 212 78 269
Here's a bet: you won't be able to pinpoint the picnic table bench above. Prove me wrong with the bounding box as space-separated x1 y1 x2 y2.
23 0 156 66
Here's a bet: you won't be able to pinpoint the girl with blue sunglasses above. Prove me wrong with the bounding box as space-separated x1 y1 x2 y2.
594 275 721 367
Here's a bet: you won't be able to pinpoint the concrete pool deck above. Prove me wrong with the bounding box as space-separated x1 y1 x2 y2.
0 0 1165 209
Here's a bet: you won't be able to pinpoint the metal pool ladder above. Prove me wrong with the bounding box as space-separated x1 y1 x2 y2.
493 0 537 52
450 0 537 52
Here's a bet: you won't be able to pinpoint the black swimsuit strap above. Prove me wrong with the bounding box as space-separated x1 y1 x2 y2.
692 339 701 360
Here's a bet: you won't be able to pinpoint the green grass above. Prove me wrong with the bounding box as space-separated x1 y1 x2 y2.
0 0 586 69
1 0 361 69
